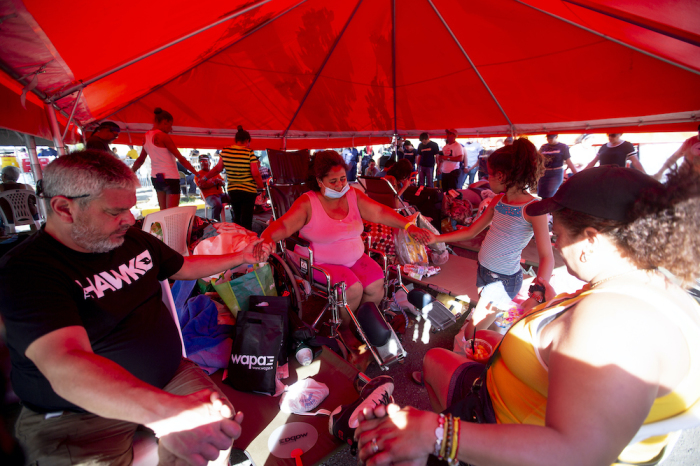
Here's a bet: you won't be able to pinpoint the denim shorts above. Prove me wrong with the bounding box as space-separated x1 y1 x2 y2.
476 262 523 308
151 176 180 194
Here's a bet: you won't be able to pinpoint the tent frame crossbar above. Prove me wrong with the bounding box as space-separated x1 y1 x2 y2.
96 0 308 127
61 88 82 142
0 57 85 139
45 103 66 155
513 0 700 77
392 0 398 139
426 0 515 134
282 0 365 140
561 0 700 48
49 0 273 103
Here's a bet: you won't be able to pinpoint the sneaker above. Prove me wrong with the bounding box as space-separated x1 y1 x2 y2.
328 375 394 448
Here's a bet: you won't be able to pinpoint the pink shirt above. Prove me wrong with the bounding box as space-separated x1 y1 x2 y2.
297 188 364 267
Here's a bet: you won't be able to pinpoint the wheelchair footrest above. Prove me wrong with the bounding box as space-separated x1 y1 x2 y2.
353 302 407 370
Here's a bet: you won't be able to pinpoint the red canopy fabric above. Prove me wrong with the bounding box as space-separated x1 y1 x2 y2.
1 0 698 149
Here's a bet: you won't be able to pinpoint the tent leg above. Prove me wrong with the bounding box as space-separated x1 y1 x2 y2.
45 103 66 156
23 134 47 220
61 88 83 142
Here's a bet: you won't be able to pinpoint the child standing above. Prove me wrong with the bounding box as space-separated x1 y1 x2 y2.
430 138 554 337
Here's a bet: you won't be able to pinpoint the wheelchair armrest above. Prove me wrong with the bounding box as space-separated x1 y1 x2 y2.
368 248 388 273
285 234 310 251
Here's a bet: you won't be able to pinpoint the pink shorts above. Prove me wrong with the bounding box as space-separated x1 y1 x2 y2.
314 253 384 289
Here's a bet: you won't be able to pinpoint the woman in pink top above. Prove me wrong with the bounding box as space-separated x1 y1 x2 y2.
257 151 430 369
132 108 200 210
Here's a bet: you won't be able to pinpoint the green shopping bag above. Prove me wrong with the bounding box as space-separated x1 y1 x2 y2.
212 263 277 318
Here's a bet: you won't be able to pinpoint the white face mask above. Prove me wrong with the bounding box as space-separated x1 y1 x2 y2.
320 181 350 199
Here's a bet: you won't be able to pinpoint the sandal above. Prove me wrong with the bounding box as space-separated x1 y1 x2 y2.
411 371 424 386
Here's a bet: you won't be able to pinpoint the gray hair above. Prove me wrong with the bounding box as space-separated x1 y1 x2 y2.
43 149 139 211
1 165 21 182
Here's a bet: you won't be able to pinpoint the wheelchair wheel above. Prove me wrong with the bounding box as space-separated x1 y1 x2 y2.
268 253 303 319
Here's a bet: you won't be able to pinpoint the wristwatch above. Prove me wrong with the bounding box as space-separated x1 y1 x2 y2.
528 282 546 303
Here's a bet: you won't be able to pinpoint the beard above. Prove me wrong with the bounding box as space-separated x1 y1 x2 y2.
71 214 128 253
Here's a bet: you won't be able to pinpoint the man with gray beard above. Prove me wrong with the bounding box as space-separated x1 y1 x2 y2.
0 150 272 465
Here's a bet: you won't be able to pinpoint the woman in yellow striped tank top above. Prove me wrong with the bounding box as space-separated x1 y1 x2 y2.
200 126 264 230
355 166 700 466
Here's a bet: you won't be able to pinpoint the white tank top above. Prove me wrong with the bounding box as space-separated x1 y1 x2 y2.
144 130 180 179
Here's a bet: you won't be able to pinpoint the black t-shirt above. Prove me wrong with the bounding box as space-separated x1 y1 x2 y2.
402 149 417 167
0 228 185 412
417 141 439 167
597 141 636 167
539 142 571 169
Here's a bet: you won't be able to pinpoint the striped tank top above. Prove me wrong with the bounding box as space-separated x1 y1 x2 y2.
478 196 536 275
220 145 259 194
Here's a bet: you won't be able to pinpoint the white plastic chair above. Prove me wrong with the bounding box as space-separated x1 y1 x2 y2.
142 206 197 256
132 280 187 465
0 189 41 233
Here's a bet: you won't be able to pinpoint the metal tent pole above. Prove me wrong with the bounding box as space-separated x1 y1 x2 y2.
392 0 398 137
23 134 47 219
513 0 700 77
61 88 82 142
49 0 274 103
427 0 515 130
562 0 700 47
97 0 308 124
283 0 365 140
44 103 66 155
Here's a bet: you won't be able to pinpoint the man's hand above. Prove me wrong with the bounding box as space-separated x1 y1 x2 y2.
158 411 244 466
243 239 271 264
253 236 274 262
149 390 242 466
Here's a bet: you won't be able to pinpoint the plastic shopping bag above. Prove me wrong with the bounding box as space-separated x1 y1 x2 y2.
395 213 429 265
193 223 257 256
212 263 277 318
279 378 329 414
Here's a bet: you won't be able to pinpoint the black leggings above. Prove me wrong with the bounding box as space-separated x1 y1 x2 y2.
227 189 258 231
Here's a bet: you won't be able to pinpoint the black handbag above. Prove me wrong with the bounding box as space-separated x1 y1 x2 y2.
442 334 508 424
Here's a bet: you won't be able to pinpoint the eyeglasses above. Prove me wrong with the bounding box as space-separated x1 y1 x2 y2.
36 180 90 200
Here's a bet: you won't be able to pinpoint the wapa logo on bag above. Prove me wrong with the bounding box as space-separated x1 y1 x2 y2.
230 353 275 371
279 432 308 445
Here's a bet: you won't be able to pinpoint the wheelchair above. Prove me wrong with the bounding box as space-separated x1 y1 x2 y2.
263 149 408 371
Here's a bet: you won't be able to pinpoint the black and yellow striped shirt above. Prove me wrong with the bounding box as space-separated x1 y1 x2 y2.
220 145 259 194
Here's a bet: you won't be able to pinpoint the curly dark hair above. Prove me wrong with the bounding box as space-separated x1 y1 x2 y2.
306 150 348 192
554 166 700 286
387 159 413 181
488 137 545 192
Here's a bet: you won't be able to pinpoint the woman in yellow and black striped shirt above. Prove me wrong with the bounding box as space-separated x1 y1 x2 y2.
200 126 263 229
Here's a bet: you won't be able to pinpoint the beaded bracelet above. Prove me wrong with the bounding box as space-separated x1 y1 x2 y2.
441 413 454 460
447 416 460 466
434 413 446 458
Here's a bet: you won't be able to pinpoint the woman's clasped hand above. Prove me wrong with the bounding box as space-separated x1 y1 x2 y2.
355 404 435 466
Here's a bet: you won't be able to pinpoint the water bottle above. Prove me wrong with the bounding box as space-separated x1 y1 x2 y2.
294 343 313 366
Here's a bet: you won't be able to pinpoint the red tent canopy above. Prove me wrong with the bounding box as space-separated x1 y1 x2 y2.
1 0 698 149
